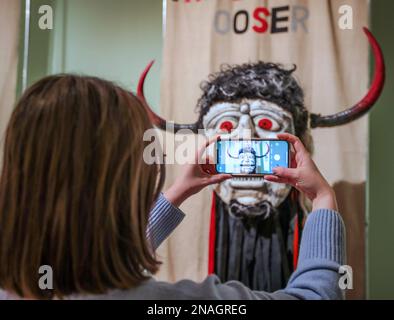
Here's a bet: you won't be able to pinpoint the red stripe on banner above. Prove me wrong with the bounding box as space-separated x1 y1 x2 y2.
208 192 216 274
293 212 300 269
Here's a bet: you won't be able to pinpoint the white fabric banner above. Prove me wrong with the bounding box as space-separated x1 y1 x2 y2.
157 0 369 299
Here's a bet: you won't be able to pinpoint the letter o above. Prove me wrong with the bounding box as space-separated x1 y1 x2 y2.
233 10 249 34
214 10 231 34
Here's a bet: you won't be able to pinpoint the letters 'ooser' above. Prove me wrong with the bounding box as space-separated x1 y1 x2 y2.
214 5 310 35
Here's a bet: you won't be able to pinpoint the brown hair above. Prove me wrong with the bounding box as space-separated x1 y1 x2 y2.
0 74 164 299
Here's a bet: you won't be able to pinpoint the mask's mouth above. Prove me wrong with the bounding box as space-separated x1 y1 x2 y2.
229 199 274 219
240 165 255 174
230 177 265 189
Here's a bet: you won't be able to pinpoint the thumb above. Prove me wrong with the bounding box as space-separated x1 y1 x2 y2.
273 167 298 181
207 174 232 185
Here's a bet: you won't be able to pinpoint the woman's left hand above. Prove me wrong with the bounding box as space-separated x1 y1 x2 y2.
163 137 231 207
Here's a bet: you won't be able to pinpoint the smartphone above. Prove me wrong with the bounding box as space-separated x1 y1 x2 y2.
215 139 290 176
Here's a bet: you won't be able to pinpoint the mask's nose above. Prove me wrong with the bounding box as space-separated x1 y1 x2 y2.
234 103 256 139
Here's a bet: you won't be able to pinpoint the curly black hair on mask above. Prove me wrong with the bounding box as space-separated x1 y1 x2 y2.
196 62 309 136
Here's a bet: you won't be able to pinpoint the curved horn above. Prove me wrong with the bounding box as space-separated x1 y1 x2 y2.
137 61 199 133
255 143 270 158
310 27 385 128
227 148 239 159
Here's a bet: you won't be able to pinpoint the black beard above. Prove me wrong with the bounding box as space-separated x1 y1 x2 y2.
229 199 275 220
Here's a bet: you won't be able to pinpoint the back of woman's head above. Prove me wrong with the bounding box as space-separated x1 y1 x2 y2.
0 74 163 299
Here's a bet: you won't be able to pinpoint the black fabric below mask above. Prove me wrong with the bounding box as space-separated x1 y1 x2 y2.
214 193 300 292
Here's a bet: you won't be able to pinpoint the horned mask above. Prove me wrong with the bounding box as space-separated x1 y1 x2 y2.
137 27 385 211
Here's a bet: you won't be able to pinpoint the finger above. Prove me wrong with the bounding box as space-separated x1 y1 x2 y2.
200 163 217 175
199 154 218 174
196 135 219 164
212 173 232 181
290 152 297 168
206 174 232 184
206 155 216 165
273 166 298 180
264 175 279 182
264 175 292 185
276 133 308 156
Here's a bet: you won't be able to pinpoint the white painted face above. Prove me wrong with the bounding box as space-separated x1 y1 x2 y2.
203 99 295 208
239 152 256 174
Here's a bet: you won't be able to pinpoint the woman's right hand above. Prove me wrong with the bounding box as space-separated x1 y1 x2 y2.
264 133 338 212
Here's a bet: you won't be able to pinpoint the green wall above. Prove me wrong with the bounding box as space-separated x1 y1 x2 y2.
16 0 50 96
19 0 163 109
368 0 394 300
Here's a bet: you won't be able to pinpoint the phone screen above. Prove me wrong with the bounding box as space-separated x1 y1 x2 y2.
216 140 289 175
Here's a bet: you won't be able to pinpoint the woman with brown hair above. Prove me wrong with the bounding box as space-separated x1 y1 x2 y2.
0 74 344 300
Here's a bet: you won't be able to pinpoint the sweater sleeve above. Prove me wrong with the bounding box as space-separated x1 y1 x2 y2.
148 209 346 300
146 193 185 250
274 209 346 299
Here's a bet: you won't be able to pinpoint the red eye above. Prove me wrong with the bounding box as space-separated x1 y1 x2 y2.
219 121 234 133
258 118 273 130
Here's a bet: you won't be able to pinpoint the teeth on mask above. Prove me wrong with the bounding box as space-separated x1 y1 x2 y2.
233 177 264 182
